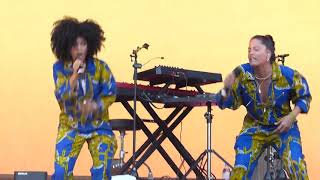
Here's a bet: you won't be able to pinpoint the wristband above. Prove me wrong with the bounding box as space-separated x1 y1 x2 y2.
289 113 296 123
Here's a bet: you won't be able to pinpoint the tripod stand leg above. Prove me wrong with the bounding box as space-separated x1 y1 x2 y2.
184 102 233 180
182 151 207 179
210 149 233 169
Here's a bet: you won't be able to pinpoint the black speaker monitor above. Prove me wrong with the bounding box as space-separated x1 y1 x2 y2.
14 171 47 180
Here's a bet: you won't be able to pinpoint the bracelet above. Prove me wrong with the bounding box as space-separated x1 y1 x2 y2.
289 113 296 122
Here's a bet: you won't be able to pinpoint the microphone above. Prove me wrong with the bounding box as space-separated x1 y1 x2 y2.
232 66 242 77
221 67 241 97
276 54 289 65
221 87 232 98
141 43 149 50
77 64 86 74
132 43 149 55
76 53 86 74
276 54 289 58
142 56 165 66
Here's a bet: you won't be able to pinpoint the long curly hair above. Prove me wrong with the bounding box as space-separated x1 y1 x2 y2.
51 16 105 62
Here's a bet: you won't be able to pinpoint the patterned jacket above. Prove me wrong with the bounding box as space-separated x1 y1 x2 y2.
217 62 311 126
53 58 117 132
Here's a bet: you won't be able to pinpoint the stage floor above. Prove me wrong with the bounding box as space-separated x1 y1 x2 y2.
0 174 203 180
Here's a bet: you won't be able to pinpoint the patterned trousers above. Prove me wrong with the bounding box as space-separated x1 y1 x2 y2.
52 123 117 180
231 122 308 180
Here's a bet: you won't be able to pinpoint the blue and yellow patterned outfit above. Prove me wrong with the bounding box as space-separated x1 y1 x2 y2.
216 62 311 179
52 58 117 180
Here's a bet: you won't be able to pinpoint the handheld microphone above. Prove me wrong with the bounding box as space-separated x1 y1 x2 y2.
76 53 86 74
221 88 228 97
77 64 85 74
221 66 241 97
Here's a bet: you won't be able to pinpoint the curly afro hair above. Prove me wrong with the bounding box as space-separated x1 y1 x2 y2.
51 16 105 62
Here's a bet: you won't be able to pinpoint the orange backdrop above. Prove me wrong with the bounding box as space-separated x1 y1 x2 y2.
0 0 319 179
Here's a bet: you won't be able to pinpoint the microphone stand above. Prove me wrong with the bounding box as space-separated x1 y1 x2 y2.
276 54 289 65
130 43 149 177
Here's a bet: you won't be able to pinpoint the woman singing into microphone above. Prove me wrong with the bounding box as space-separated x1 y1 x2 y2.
216 35 311 179
51 17 117 180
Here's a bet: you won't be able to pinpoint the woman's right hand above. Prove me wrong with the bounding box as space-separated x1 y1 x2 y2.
80 99 98 116
72 59 83 73
224 72 236 89
70 59 83 91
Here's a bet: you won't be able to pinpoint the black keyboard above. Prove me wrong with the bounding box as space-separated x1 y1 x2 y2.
137 66 222 88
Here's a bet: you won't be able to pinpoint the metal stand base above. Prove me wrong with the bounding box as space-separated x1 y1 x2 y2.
182 102 233 180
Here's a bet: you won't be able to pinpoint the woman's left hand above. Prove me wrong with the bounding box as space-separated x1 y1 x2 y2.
273 114 294 134
80 99 98 116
